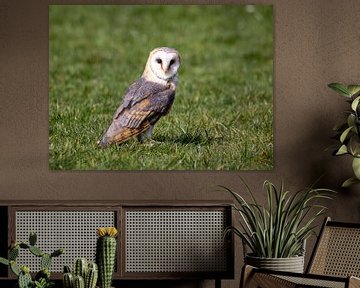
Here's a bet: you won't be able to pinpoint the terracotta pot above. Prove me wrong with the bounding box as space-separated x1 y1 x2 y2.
245 254 305 273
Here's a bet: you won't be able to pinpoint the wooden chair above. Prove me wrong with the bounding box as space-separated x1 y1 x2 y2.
241 217 360 288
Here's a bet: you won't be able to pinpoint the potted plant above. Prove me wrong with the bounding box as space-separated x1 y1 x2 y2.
62 258 98 288
0 232 64 288
328 82 360 187
222 179 334 273
96 227 118 288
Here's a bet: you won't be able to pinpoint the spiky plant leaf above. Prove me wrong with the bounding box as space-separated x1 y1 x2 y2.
222 179 335 258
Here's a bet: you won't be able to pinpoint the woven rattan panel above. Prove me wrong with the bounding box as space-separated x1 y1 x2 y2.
125 210 227 273
277 275 345 288
15 211 115 272
310 226 360 277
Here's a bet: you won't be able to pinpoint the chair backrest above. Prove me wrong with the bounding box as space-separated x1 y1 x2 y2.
307 217 360 277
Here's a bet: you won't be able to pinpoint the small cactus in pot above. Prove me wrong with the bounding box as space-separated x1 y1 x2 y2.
62 259 98 288
96 227 118 288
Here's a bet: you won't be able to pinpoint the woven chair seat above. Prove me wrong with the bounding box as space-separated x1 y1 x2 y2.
277 275 347 288
241 218 360 288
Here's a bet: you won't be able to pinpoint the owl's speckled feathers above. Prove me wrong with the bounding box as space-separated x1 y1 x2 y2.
98 47 180 148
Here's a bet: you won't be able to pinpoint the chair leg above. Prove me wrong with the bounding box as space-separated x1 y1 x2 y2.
240 265 255 288
215 278 221 288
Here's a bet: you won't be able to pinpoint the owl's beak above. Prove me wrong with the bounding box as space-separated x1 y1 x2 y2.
163 65 170 73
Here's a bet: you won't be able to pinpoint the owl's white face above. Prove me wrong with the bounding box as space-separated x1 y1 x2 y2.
149 48 180 81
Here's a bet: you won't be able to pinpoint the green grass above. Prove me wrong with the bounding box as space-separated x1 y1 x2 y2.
49 5 273 170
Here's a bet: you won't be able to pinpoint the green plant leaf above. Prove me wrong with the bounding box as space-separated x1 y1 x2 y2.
340 126 353 143
348 85 360 96
347 114 356 127
0 257 9 266
351 96 360 111
349 135 360 157
328 83 351 97
342 177 360 188
336 144 348 155
352 157 360 179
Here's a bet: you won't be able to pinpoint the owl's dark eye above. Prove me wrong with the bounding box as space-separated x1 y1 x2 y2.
156 58 162 64
169 59 175 66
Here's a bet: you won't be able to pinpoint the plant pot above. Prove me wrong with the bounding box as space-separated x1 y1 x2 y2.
245 254 305 273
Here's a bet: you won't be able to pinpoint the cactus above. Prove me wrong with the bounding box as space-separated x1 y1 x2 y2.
41 253 52 270
19 243 30 249
0 257 9 266
10 260 20 276
74 275 85 288
63 272 74 288
74 258 88 279
9 246 19 260
85 262 98 288
29 245 44 257
51 248 64 258
0 232 64 288
35 268 50 281
18 267 32 288
96 227 118 288
63 260 98 288
29 232 37 246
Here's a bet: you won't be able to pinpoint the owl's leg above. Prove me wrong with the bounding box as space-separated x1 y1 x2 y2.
137 125 154 143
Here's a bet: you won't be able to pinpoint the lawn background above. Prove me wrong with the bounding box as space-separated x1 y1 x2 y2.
49 5 273 170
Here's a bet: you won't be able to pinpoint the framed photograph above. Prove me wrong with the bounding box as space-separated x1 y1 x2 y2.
49 5 273 170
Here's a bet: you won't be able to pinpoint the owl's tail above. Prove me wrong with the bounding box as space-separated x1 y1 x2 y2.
97 136 110 148
97 122 151 148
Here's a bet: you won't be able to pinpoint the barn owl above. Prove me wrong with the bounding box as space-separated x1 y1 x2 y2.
98 47 180 148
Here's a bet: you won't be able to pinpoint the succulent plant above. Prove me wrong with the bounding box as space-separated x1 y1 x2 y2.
74 275 85 288
62 259 98 288
85 262 98 288
74 258 88 280
96 227 118 288
62 266 74 288
19 266 32 288
0 232 63 288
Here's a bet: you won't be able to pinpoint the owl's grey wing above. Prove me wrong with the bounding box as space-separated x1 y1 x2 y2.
99 81 175 147
112 77 167 119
